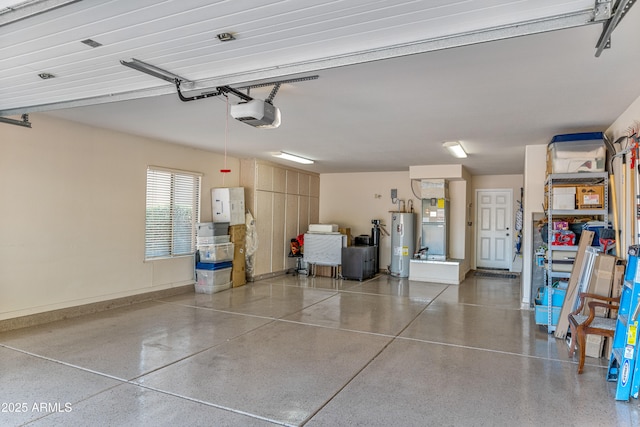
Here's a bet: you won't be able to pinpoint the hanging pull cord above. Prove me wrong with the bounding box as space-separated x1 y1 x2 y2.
220 94 231 179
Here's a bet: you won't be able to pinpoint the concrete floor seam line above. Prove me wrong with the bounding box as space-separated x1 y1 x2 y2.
392 284 450 338
273 317 397 338
0 343 129 383
299 335 398 426
17 383 126 426
126 319 283 381
427 301 527 311
153 298 282 321
127 381 292 426
4 337 292 427
394 336 605 369
266 291 345 321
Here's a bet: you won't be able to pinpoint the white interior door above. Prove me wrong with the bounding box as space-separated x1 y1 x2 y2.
476 189 512 269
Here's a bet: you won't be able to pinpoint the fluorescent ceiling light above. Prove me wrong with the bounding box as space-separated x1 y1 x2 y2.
273 152 314 164
443 141 467 158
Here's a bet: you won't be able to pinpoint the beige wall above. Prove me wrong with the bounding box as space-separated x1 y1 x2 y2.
521 145 547 307
319 171 474 274
319 172 417 271
0 114 239 321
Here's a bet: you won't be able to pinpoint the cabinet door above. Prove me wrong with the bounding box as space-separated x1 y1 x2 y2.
256 163 273 191
299 173 310 196
299 195 310 234
309 196 319 225
309 174 320 198
273 166 286 193
272 192 286 271
286 170 299 195
286 194 300 242
254 190 273 276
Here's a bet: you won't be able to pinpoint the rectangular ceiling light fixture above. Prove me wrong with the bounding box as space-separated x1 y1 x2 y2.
272 152 314 164
443 141 467 158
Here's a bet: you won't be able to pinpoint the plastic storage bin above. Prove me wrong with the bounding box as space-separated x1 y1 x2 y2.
547 132 606 174
196 235 231 245
534 304 561 325
197 242 234 262
196 222 230 237
535 286 567 307
195 262 233 294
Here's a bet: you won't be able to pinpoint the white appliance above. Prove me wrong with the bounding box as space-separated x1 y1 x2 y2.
229 99 281 128
390 213 416 278
212 187 245 225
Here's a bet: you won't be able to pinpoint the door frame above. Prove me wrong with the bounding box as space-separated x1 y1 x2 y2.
475 188 513 270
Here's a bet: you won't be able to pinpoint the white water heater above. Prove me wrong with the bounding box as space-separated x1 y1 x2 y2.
390 212 416 278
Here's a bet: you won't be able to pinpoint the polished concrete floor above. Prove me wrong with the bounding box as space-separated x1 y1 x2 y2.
1 272 638 426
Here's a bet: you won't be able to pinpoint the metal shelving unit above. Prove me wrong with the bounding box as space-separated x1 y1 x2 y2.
543 172 608 332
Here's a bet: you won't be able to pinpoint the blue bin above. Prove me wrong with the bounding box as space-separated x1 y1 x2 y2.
534 304 561 325
535 286 567 307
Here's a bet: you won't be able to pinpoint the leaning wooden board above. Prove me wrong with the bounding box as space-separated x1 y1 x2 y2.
554 230 594 339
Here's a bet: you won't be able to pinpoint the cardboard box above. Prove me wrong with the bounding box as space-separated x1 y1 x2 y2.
229 224 246 241
543 184 576 210
339 227 352 246
231 263 246 288
212 187 245 226
583 253 616 358
314 265 335 277
576 185 604 209
228 224 247 287
553 221 569 230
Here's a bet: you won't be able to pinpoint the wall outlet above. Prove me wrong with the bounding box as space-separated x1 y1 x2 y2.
391 188 397 199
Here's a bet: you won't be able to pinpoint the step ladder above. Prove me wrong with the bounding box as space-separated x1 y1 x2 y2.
607 253 640 401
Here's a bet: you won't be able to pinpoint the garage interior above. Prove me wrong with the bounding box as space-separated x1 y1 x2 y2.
3 1 640 425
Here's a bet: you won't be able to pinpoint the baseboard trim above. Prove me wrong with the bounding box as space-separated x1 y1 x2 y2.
0 284 194 333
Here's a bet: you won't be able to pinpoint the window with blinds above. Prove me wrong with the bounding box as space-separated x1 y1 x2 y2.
145 167 201 260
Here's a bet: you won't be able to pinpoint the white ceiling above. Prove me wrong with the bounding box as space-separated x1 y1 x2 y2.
2 0 640 175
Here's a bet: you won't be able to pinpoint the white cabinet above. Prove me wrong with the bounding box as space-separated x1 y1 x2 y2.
240 159 319 278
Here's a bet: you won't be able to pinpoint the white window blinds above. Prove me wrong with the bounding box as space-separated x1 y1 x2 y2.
145 167 201 259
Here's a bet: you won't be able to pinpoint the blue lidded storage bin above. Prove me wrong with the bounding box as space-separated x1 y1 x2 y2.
196 261 232 270
547 132 606 174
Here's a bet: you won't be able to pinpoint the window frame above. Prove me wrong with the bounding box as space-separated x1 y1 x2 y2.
144 166 202 261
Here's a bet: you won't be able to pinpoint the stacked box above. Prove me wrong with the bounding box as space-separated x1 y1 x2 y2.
197 222 230 237
229 224 247 287
546 132 605 174
212 187 245 226
195 222 232 293
576 185 605 209
195 261 233 294
198 242 234 263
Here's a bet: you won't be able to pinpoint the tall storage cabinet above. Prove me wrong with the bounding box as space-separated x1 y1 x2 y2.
240 159 319 279
540 172 608 332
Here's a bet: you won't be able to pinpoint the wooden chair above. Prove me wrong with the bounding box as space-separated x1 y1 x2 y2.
568 292 620 374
